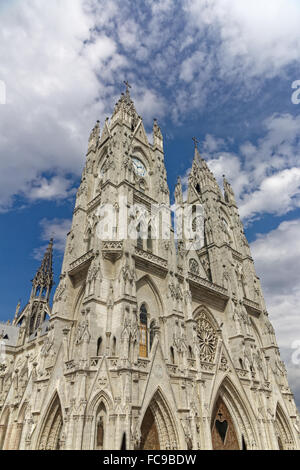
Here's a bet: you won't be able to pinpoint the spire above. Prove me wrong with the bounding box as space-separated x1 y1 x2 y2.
31 239 54 302
12 300 21 324
15 300 20 316
192 137 208 170
153 118 163 150
187 139 222 201
112 81 139 130
175 176 183 205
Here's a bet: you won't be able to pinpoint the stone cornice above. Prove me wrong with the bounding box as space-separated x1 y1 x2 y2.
68 250 94 276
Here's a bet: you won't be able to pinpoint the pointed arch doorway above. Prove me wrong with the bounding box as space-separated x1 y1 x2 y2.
274 403 295 450
140 390 177 450
140 408 160 450
38 394 63 450
211 397 240 450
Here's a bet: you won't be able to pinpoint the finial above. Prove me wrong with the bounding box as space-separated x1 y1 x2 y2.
14 299 21 318
192 137 199 150
124 80 131 95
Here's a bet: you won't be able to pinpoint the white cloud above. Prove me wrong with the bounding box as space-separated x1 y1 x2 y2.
184 0 300 79
0 0 176 211
240 168 300 220
26 176 76 201
201 114 300 223
251 219 300 406
1 0 300 215
33 217 72 259
179 51 207 83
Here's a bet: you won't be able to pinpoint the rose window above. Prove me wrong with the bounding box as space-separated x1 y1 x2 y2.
197 312 218 363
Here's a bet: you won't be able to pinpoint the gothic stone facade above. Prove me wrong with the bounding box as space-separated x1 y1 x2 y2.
0 88 299 450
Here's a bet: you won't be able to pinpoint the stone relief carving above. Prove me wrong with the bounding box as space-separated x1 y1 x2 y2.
189 258 200 275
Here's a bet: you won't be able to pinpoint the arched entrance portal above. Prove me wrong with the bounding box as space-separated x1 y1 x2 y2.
38 394 63 450
140 408 160 450
211 397 240 450
274 404 295 450
140 390 177 450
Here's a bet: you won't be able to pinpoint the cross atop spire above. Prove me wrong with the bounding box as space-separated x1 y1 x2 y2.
124 80 131 96
192 137 199 150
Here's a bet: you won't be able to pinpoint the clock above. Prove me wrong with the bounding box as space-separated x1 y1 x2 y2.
132 157 146 177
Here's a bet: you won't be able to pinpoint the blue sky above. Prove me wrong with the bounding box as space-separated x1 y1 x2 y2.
0 0 300 406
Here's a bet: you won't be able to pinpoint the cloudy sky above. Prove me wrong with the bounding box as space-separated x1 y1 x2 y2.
0 0 300 407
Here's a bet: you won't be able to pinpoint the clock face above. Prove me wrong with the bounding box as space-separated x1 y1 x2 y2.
132 157 146 177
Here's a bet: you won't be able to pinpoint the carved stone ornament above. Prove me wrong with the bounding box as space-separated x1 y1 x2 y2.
189 258 200 275
196 311 218 363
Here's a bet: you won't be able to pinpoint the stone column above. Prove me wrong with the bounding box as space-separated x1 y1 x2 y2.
198 379 212 449
81 415 93 450
3 422 13 450
12 422 23 450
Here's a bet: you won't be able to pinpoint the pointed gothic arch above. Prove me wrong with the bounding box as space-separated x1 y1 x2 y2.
38 393 63 450
219 208 236 249
136 274 164 315
140 388 178 450
211 396 240 450
84 390 114 450
192 304 219 331
136 275 164 358
274 402 296 450
132 145 152 169
250 318 264 348
210 376 259 450
69 283 87 357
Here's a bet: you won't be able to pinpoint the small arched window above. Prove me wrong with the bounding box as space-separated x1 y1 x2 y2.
29 313 36 335
112 337 116 356
149 321 155 351
170 346 175 364
188 346 194 359
139 304 148 358
97 337 103 356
